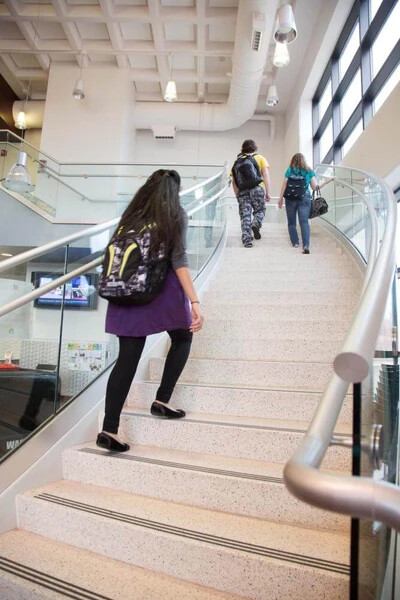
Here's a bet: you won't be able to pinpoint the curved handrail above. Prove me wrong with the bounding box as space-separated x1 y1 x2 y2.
0 169 227 274
284 164 400 531
0 183 229 318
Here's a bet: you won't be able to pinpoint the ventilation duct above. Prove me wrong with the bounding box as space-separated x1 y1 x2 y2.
151 125 176 140
251 12 266 52
133 0 278 133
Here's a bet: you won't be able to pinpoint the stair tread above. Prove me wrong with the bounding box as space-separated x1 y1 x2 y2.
20 480 350 567
120 407 352 436
68 441 346 482
0 530 240 600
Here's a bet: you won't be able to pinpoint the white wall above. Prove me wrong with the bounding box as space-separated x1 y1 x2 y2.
136 117 286 197
340 83 400 179
41 64 136 163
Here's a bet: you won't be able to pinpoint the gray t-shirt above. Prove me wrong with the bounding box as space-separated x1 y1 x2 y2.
171 208 189 270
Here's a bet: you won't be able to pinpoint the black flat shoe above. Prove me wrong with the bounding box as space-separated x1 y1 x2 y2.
96 432 130 452
303 248 310 254
151 401 186 419
251 225 261 240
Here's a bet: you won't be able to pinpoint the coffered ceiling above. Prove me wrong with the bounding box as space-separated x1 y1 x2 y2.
0 0 327 112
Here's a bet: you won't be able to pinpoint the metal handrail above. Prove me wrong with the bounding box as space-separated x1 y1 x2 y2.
0 183 229 318
284 164 400 531
0 170 227 274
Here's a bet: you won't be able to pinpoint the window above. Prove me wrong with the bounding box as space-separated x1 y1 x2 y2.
341 70 362 125
374 64 400 113
319 120 333 160
339 21 360 79
371 1 400 77
370 0 384 21
319 79 332 122
342 120 363 156
313 0 399 164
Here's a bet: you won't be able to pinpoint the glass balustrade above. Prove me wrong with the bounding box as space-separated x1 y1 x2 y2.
0 129 225 223
316 165 398 600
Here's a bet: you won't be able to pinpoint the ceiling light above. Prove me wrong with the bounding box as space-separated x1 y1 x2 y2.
3 151 34 194
273 42 290 67
73 78 85 100
15 110 27 130
274 3 297 44
164 80 177 103
266 85 279 107
164 54 177 103
1 253 13 258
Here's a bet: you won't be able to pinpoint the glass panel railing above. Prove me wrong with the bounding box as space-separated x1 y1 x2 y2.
0 129 224 223
316 164 398 600
0 172 228 463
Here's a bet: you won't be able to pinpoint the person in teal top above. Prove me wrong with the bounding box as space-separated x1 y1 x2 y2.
278 153 332 254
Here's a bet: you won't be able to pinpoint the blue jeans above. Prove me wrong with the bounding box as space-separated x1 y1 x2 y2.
285 194 311 248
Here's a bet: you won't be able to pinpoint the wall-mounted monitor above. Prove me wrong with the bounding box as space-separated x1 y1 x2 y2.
32 273 98 309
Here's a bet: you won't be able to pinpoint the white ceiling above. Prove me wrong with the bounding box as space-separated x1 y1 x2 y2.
0 0 326 113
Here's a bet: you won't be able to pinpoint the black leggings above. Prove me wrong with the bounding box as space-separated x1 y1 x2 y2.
102 329 193 434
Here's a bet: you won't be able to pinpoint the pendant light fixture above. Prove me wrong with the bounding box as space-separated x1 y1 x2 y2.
274 2 297 44
164 54 177 102
3 151 34 194
14 110 27 130
273 41 290 67
266 84 279 107
73 53 85 100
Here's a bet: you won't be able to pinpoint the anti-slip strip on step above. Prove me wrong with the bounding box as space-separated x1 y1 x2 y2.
121 411 353 437
78 448 283 484
34 493 350 577
0 556 112 600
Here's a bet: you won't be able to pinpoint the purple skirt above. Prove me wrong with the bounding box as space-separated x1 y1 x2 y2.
105 269 192 337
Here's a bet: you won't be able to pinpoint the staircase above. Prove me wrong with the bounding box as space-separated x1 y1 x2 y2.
0 219 361 600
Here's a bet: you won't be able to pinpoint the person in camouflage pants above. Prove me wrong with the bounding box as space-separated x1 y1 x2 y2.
231 139 271 247
237 186 266 246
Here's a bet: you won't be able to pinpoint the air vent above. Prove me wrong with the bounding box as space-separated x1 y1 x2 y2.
151 124 175 140
252 12 266 52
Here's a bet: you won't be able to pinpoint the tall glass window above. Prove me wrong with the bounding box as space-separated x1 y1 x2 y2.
319 79 332 122
371 1 400 77
339 21 360 79
313 0 399 164
342 120 363 156
341 69 362 125
319 119 333 160
374 64 400 113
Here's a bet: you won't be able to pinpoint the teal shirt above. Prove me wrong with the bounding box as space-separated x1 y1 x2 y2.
285 167 316 187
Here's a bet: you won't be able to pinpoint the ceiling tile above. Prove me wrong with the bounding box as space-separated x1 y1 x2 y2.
128 54 157 69
173 54 196 70
205 55 232 75
208 0 238 6
76 22 109 41
208 22 235 43
10 54 42 68
206 82 230 94
161 0 195 6
176 81 196 94
120 22 152 41
164 22 195 42
0 22 25 39
34 22 67 41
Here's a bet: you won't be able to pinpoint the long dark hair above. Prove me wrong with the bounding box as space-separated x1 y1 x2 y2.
116 169 182 256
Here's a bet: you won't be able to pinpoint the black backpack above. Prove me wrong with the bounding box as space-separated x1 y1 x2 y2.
98 223 169 306
232 154 263 191
284 169 309 201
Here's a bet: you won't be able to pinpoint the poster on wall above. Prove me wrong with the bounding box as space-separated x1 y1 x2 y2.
67 342 105 372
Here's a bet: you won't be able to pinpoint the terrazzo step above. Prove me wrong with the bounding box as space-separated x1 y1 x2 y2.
202 303 353 323
216 271 357 284
63 443 350 533
211 278 358 292
190 336 342 362
150 357 333 390
202 289 359 306
116 409 351 470
194 319 347 341
217 259 355 274
225 237 340 249
223 244 344 255
16 480 350 600
0 530 241 600
128 381 353 425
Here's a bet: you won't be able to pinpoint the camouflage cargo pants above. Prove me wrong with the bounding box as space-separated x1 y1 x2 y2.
237 186 266 245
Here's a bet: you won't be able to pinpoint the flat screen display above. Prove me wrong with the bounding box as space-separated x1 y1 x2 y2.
32 273 97 309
